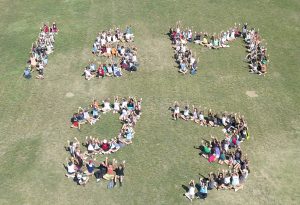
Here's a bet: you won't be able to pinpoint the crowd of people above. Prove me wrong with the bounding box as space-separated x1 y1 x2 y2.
243 24 269 75
169 21 269 75
23 22 59 79
65 96 142 187
83 26 138 80
169 23 198 75
65 137 126 188
170 102 250 201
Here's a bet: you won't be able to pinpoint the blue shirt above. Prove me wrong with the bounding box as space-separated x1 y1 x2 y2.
24 69 31 76
93 109 99 116
200 186 207 194
87 164 95 173
126 132 133 140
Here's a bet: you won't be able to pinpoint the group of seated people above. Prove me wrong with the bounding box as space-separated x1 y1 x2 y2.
171 102 250 200
169 23 198 75
243 24 269 75
70 96 142 144
193 24 241 48
84 26 138 80
83 45 138 80
172 102 249 129
185 162 249 201
66 96 142 187
23 22 59 79
64 142 126 188
169 21 268 75
92 26 134 56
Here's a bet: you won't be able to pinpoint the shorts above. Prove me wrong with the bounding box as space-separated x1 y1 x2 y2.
103 174 114 180
200 193 207 198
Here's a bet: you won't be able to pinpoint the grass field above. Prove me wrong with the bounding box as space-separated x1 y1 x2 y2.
0 0 299 204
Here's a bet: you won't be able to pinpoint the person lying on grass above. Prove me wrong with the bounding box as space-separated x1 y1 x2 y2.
24 22 59 79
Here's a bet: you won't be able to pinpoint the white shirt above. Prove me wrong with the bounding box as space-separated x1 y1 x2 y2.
199 114 204 121
84 69 91 77
88 144 94 151
114 102 120 110
67 164 75 173
174 106 180 114
106 47 112 54
188 186 195 195
222 117 227 125
224 176 231 184
84 111 90 119
132 55 137 62
121 101 128 108
184 109 189 116
100 38 106 46
104 102 110 109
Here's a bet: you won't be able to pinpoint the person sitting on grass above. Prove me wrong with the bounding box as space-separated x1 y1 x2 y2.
114 160 126 187
170 22 198 75
76 170 89 186
110 138 121 153
85 160 95 176
83 67 94 80
23 67 32 79
180 105 191 120
35 64 45 79
24 22 58 80
171 22 268 75
101 98 112 113
113 96 121 114
199 140 212 159
191 105 199 123
100 139 111 154
70 113 80 129
65 160 76 178
95 159 108 182
184 180 196 202
65 139 128 189
103 157 115 180
69 97 142 154
197 178 208 200
172 101 180 120
87 26 138 78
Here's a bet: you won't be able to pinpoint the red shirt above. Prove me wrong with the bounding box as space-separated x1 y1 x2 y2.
43 25 49 33
98 67 104 76
208 154 216 163
101 143 110 151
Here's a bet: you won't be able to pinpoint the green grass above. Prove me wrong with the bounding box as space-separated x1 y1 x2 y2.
0 0 299 204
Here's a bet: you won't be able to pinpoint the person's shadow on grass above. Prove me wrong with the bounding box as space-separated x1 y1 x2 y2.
182 184 189 192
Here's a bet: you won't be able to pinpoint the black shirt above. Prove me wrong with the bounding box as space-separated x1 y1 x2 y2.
115 167 124 176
